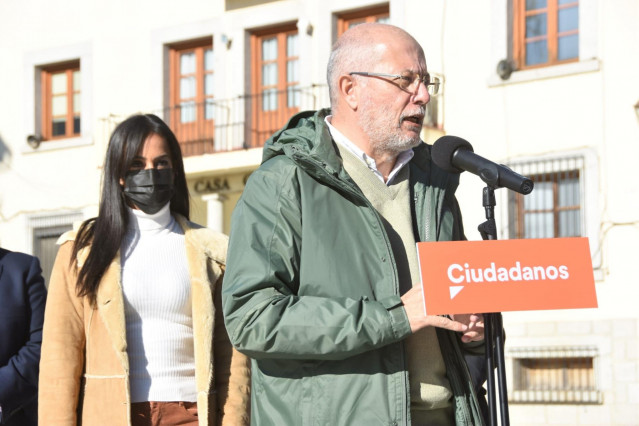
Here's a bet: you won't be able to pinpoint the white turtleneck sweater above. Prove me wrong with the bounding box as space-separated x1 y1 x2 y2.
120 203 196 402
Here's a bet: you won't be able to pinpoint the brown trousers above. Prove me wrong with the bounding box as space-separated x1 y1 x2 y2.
130 401 198 426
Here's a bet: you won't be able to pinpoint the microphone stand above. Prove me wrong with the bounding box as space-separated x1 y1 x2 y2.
477 186 510 426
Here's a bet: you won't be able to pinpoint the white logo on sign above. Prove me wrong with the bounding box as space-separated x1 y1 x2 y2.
449 286 464 299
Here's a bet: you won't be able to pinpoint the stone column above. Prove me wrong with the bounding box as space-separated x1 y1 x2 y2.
202 193 227 233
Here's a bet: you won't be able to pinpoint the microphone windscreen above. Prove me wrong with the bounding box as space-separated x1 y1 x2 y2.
432 135 474 173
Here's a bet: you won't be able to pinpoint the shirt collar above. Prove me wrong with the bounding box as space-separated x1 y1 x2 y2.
325 115 414 185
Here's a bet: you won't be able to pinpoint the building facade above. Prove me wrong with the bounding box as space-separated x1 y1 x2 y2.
1 0 638 424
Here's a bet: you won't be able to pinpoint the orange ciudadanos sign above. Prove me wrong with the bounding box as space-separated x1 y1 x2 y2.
416 237 598 315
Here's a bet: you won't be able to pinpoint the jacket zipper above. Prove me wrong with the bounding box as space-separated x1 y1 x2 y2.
292 152 409 424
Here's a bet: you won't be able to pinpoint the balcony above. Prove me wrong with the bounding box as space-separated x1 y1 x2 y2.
166 84 331 156
98 84 330 158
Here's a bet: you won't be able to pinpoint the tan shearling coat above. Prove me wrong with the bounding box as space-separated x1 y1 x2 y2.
39 215 250 426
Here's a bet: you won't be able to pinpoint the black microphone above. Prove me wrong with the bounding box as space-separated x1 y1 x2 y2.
431 135 534 195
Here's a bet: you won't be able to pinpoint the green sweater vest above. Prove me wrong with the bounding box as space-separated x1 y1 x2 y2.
336 144 454 425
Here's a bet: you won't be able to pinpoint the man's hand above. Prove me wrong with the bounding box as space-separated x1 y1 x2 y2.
400 286 485 342
450 313 484 343
401 285 468 333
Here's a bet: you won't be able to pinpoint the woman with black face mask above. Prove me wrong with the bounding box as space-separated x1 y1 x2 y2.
38 114 250 426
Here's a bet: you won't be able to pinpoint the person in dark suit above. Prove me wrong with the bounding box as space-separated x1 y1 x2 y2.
0 248 46 426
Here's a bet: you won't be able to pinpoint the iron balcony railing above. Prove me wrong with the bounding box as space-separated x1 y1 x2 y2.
157 84 330 157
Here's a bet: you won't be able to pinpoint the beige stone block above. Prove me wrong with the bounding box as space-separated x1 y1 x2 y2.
613 322 637 338
557 320 592 335
611 403 639 425
592 320 613 336
527 321 558 336
503 321 527 337
546 405 580 425
576 405 612 425
629 383 639 405
611 385 627 404
509 404 548 425
597 360 614 389
626 339 639 360
613 362 637 383
613 340 628 360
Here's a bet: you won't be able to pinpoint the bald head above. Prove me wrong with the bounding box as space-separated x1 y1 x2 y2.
327 23 425 109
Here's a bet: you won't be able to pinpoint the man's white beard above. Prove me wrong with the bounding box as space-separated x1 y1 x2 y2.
357 96 423 156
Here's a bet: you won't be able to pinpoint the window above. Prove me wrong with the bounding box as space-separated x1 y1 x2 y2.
40 61 81 140
508 156 583 239
27 211 82 287
169 38 215 156
423 72 443 130
248 24 299 148
25 44 92 149
510 346 602 404
33 225 72 287
513 0 579 69
337 5 390 36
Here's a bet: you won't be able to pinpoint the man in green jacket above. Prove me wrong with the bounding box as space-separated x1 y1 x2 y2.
223 23 485 425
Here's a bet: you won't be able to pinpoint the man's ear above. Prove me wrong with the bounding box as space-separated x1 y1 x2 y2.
338 74 359 111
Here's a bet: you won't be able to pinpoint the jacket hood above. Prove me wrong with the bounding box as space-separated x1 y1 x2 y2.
259 110 455 213
262 109 345 174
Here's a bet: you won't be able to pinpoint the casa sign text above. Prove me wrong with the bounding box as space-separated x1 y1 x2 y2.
194 177 231 194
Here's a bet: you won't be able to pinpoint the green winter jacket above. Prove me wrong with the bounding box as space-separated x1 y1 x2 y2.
223 109 484 426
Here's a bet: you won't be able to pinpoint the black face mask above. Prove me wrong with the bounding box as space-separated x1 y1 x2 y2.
123 168 175 215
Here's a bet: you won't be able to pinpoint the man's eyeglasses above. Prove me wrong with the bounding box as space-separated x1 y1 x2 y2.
349 71 440 95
